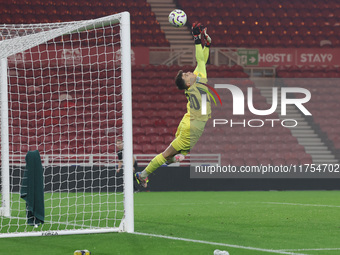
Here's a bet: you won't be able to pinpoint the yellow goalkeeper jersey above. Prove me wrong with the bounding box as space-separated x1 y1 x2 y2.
183 44 211 122
184 76 211 122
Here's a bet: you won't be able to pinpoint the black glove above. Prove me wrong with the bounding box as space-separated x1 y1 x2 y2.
191 22 204 44
202 27 212 47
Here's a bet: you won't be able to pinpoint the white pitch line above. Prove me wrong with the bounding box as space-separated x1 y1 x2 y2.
135 201 340 208
262 202 340 208
281 248 340 252
133 232 308 255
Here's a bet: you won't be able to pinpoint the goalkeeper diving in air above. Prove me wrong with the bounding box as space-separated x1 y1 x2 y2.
135 23 212 187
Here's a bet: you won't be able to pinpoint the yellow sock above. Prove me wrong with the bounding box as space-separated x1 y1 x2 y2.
144 153 167 175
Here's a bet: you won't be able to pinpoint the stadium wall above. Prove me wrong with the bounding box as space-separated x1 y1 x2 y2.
5 166 339 193
141 166 340 191
12 46 339 66
146 48 340 66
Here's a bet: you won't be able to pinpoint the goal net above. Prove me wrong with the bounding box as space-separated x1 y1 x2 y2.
0 12 134 237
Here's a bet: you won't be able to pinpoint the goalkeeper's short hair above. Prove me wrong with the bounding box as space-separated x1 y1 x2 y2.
175 70 186 90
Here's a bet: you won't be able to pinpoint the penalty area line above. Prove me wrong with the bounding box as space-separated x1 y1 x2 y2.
133 232 308 255
262 202 340 208
281 248 340 252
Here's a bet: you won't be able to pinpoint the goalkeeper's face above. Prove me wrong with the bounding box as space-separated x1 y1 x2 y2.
182 72 196 87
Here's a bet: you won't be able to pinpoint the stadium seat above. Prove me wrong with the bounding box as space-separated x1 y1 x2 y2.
143 144 156 154
155 143 166 152
246 158 259 166
134 144 143 154
258 158 272 165
136 135 151 145
138 118 155 128
271 158 286 165
144 127 159 136
232 158 245 166
286 158 300 165
300 156 313 164
133 127 145 136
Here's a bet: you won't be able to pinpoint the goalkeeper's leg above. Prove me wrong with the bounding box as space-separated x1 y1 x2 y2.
136 117 190 186
165 154 185 165
135 144 179 187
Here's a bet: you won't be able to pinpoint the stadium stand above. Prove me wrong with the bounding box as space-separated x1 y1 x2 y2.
3 0 339 48
3 0 339 163
7 64 316 162
276 76 340 162
0 0 169 47
132 64 313 164
178 0 340 47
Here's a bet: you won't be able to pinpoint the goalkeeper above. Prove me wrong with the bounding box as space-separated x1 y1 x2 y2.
135 23 212 187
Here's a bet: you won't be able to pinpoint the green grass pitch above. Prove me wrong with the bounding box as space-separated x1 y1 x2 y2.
1 190 340 255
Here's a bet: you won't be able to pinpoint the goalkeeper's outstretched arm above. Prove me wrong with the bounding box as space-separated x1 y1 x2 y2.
203 46 209 65
192 23 211 78
202 27 211 64
194 44 207 78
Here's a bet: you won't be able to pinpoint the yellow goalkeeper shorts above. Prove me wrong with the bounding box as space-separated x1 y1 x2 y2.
171 114 206 155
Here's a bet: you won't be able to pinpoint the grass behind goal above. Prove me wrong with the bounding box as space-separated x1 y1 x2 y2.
0 192 124 234
1 190 339 255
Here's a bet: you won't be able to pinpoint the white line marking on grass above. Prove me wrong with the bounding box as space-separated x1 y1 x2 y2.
262 202 340 208
136 201 340 208
133 232 308 255
281 248 340 252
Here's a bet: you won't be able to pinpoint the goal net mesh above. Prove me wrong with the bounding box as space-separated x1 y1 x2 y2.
0 13 130 236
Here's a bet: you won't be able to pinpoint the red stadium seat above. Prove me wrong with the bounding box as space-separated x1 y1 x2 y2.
134 144 143 154
133 127 145 136
143 144 156 154
258 158 272 165
245 158 259 166
144 127 159 136
231 158 245 166
135 135 151 145
155 143 166 152
139 118 155 128
272 158 286 165
286 158 300 165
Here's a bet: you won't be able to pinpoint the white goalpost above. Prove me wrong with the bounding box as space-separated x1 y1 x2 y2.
0 11 134 237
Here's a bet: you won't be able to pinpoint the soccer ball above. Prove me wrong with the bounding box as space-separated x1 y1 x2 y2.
168 9 187 27
74 250 91 255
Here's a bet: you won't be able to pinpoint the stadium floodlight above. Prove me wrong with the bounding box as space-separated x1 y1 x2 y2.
0 12 134 237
